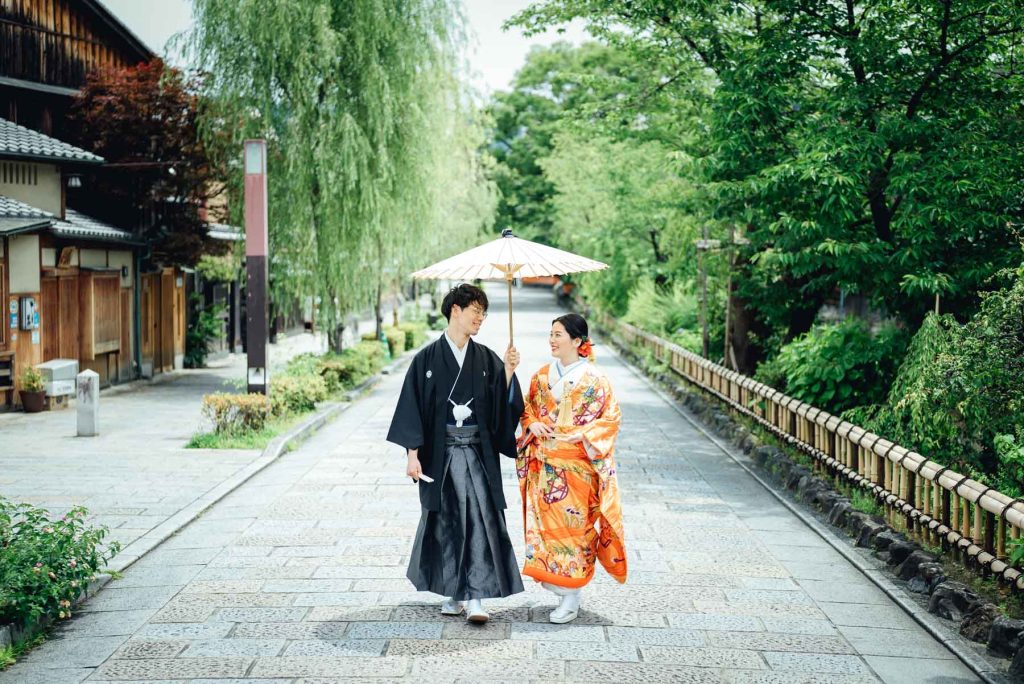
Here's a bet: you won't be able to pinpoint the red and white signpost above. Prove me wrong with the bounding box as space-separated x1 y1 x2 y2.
244 139 269 395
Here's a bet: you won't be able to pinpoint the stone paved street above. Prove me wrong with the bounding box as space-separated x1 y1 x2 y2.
0 286 982 683
0 307 381 568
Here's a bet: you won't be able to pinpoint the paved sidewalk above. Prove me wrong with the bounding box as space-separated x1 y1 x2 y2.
0 286 982 683
0 314 371 564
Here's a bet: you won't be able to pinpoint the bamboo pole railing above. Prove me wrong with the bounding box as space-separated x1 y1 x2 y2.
597 312 1024 589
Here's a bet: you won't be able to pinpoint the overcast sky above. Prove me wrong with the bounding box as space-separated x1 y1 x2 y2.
98 0 587 96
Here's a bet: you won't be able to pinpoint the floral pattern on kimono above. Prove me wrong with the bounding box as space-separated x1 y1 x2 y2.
516 363 626 588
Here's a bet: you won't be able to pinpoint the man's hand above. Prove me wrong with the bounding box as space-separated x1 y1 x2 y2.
406 450 423 481
528 421 555 439
504 344 520 382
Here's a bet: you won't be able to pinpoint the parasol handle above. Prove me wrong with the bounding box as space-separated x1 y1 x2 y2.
506 272 514 346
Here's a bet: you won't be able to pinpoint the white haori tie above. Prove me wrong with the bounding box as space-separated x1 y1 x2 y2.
445 332 473 427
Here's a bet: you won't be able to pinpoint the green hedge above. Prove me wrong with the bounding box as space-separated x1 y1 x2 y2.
397 322 428 350
201 393 272 433
194 338 391 445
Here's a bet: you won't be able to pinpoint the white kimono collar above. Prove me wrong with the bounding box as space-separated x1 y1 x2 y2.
548 359 588 401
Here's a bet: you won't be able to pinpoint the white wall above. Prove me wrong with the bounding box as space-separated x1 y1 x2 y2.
108 250 133 287
0 162 62 216
79 248 107 269
9 234 40 293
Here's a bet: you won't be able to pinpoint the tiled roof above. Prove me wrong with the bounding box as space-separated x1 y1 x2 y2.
0 196 135 243
53 209 136 243
0 118 103 164
0 194 54 219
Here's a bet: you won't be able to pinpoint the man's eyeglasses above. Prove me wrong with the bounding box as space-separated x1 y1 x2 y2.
466 306 488 319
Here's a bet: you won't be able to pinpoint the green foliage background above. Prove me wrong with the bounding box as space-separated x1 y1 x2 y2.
486 4 1024 489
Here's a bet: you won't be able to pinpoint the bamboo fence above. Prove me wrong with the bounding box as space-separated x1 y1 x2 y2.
598 313 1024 589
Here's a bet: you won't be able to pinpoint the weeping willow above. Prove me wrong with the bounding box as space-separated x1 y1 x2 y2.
186 0 493 347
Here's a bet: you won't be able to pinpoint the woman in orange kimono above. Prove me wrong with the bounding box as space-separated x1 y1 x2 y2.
517 313 626 623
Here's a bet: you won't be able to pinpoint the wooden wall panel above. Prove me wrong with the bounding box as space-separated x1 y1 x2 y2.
92 273 119 354
1 0 143 89
174 271 184 360
40 275 57 360
118 287 130 379
141 272 154 364
58 274 78 359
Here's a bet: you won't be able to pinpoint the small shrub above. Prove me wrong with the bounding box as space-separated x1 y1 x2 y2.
284 352 321 377
383 326 405 358
397 322 427 350
195 254 239 283
200 392 272 433
0 500 119 629
185 299 226 369
755 318 909 414
316 357 350 394
19 367 43 393
269 374 328 416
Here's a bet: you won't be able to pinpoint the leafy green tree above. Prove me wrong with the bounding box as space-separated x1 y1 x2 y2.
186 0 492 349
846 264 1024 493
487 42 653 244
509 1 1024 370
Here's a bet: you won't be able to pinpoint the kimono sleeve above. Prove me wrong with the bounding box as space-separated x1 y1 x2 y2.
490 352 524 459
386 356 424 452
520 372 543 431
581 374 621 459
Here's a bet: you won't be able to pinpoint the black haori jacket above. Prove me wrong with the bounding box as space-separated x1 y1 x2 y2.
387 336 524 511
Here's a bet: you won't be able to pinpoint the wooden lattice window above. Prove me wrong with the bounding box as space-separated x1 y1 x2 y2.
80 271 120 359
0 263 5 347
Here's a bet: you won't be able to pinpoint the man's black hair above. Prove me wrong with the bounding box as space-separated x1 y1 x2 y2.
441 283 489 321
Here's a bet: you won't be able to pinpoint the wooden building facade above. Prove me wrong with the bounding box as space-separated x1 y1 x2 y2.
0 0 152 137
0 2 193 408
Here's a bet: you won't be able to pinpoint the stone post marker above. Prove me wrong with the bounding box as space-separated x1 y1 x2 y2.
77 369 99 437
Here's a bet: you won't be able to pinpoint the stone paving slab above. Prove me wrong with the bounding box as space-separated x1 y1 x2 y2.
0 286 984 684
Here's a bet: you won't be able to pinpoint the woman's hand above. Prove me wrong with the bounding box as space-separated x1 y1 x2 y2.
528 421 555 439
406 450 423 481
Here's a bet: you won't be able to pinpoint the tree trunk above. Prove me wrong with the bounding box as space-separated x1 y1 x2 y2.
328 322 345 353
375 278 383 340
727 285 762 375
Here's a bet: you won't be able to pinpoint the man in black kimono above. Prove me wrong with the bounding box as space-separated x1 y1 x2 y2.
387 283 525 623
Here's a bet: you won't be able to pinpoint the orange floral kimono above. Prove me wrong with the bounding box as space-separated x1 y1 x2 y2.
517 361 626 589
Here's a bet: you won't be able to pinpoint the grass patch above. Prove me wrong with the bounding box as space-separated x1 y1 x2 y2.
0 633 45 670
850 487 884 517
186 413 307 450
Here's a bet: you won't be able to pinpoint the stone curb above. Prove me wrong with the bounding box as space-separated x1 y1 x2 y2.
603 340 1012 684
0 335 431 656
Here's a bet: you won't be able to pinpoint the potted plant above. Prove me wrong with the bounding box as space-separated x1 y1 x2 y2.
19 366 46 413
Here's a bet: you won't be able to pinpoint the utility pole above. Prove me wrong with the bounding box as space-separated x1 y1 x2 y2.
695 227 719 360
244 140 269 395
723 224 733 369
696 228 748 366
